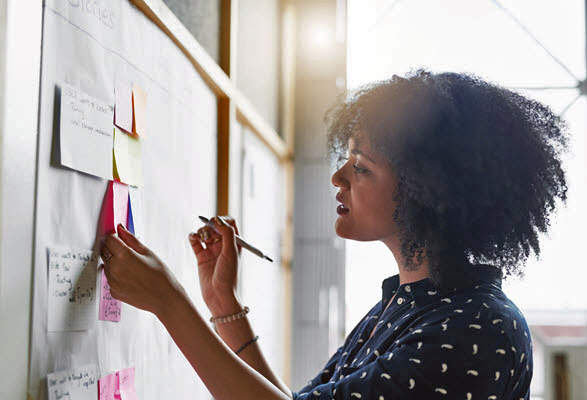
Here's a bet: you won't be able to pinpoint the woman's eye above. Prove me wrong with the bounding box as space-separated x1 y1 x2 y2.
353 165 369 174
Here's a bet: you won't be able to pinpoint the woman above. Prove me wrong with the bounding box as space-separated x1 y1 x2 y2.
101 70 569 399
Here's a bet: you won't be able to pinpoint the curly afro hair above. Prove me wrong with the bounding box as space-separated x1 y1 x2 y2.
326 69 570 291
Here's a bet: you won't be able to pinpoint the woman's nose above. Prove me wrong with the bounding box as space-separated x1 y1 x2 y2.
331 165 349 189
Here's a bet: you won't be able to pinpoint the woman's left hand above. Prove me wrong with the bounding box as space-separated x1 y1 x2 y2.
100 224 180 317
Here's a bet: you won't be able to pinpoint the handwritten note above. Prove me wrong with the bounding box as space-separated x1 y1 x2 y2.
47 364 98 400
132 84 147 137
47 247 98 332
99 181 128 322
114 78 133 134
59 83 114 179
99 269 121 322
113 127 143 186
98 367 137 400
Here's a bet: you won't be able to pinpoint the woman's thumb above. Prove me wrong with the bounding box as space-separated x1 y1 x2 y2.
117 223 148 255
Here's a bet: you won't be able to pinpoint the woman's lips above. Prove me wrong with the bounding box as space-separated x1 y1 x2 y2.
336 193 350 215
337 204 350 215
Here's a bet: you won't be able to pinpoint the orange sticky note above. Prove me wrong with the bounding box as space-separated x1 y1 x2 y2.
132 84 147 137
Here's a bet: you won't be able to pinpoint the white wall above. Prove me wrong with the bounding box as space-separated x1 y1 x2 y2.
0 0 43 398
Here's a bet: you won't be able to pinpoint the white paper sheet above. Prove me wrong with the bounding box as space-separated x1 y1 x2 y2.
47 364 98 400
47 247 99 332
31 1 218 399
59 83 114 180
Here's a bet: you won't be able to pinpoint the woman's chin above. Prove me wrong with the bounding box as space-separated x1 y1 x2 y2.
334 219 353 239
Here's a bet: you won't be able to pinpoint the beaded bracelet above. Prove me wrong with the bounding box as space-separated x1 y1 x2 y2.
210 306 250 325
236 335 259 355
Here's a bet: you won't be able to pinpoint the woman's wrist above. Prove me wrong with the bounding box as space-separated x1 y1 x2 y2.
154 279 189 321
208 294 244 319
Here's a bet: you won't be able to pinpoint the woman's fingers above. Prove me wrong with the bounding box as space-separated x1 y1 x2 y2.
116 223 148 255
102 256 112 280
188 231 221 267
211 217 239 259
104 233 128 257
189 232 208 255
218 216 242 254
219 215 240 236
188 216 240 263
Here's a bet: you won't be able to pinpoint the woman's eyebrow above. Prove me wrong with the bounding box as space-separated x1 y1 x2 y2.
350 148 377 164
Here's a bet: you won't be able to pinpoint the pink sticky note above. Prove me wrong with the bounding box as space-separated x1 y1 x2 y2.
100 180 129 235
99 180 129 322
112 181 129 228
99 269 122 322
118 367 137 400
114 79 133 134
98 371 119 400
98 368 136 400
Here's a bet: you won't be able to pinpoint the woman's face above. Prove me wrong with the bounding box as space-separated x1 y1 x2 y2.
331 137 398 242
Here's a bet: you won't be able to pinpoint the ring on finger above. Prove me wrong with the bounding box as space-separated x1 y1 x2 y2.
211 237 222 243
101 249 113 263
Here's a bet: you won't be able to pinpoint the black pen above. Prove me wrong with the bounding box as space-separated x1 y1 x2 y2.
198 216 274 262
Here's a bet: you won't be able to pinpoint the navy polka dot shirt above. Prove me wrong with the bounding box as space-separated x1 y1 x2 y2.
293 264 533 399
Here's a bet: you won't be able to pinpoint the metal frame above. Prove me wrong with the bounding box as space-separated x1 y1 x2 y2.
371 0 587 116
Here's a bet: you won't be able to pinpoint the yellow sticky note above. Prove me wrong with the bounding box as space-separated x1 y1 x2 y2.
113 127 143 186
132 84 147 137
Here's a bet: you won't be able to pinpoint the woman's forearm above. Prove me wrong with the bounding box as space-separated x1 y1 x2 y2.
212 297 293 398
157 287 292 400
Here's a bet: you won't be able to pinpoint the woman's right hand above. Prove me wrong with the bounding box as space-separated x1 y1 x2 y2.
189 216 243 316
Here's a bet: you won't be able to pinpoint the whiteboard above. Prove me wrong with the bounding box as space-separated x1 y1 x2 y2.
29 1 217 398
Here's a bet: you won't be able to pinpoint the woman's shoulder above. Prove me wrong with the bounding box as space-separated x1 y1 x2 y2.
414 282 533 359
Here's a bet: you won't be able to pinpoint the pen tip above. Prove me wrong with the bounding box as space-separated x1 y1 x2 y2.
198 216 208 223
265 256 274 262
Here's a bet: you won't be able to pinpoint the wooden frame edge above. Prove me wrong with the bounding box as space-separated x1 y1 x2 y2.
132 0 290 161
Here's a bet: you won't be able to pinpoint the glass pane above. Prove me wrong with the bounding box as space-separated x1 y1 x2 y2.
161 0 221 63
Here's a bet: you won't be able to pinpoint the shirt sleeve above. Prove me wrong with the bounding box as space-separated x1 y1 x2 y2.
292 304 379 399
292 314 518 400
292 346 343 399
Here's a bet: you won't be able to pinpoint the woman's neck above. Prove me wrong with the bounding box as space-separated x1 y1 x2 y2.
381 237 430 285
398 264 430 285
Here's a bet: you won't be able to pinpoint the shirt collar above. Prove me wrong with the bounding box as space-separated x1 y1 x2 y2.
381 264 502 307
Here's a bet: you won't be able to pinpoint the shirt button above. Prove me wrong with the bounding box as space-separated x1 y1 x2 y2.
397 298 405 305
405 285 411 292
